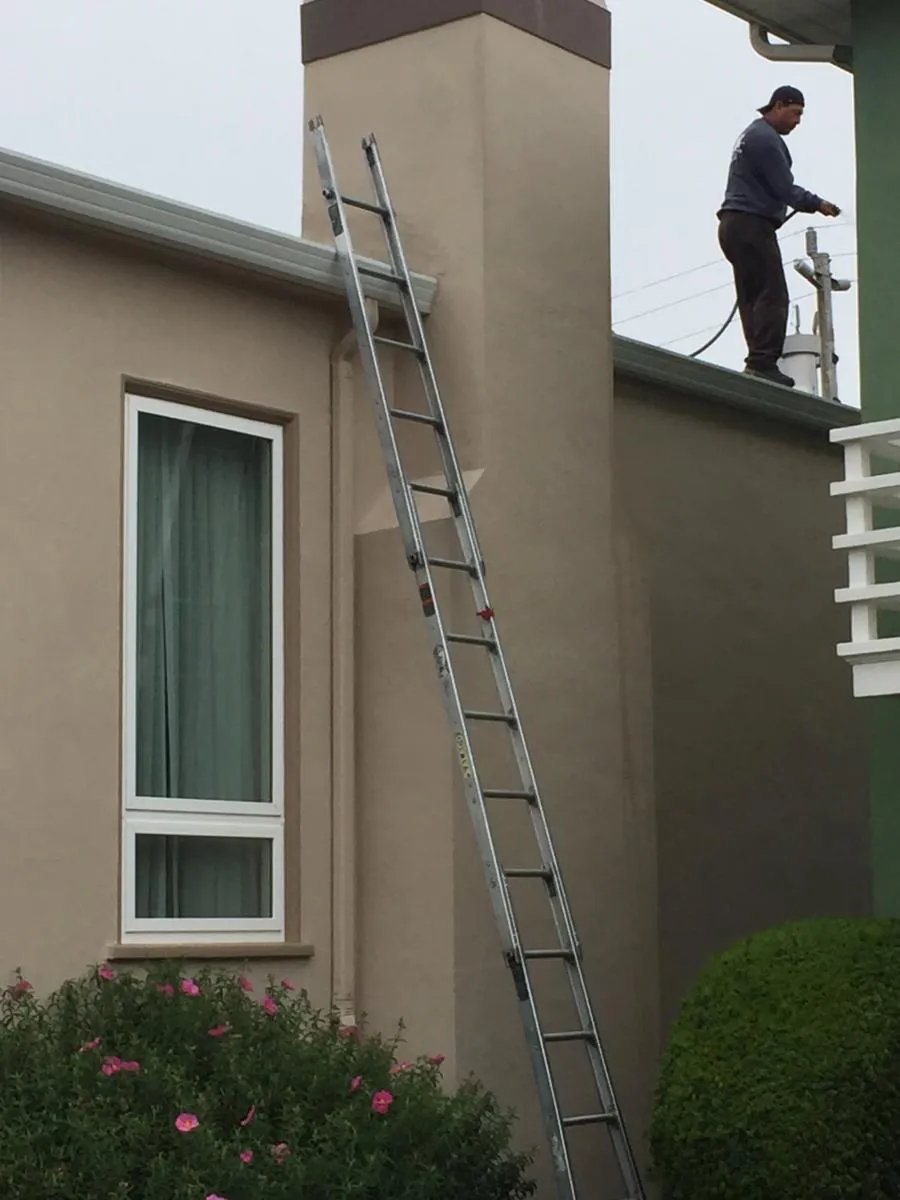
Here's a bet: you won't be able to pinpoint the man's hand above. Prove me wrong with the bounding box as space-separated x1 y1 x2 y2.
819 200 841 217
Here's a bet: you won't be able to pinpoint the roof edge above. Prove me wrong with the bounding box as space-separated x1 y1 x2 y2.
702 0 843 48
0 147 859 431
0 145 437 313
613 335 859 432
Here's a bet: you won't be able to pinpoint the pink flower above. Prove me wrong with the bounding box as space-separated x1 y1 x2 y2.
157 982 175 998
181 978 201 997
208 1024 231 1038
350 1075 363 1092
271 1142 291 1164
339 1024 357 1038
99 1053 140 1076
239 1149 254 1164
175 1112 200 1133
238 974 253 992
428 1053 446 1066
239 1105 256 1127
10 980 32 999
262 995 279 1016
390 1060 413 1075
281 978 295 991
78 1036 102 1054
372 1089 394 1115
98 965 117 982
206 1195 228 1200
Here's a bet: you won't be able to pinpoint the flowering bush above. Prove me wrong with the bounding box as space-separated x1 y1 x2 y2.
0 963 535 1200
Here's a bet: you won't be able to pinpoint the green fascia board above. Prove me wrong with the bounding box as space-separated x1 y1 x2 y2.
613 335 859 434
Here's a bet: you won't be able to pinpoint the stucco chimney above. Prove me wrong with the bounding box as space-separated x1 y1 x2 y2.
300 4 659 1194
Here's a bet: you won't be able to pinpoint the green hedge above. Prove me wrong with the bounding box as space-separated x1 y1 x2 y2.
0 963 535 1200
650 918 900 1200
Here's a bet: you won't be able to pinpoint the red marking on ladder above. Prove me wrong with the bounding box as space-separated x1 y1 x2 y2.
477 607 494 621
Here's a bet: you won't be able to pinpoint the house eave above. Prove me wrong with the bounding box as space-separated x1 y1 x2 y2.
702 0 851 53
613 335 858 433
0 145 438 314
0 146 861 430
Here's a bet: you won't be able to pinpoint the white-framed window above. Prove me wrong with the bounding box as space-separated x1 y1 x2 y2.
122 394 285 944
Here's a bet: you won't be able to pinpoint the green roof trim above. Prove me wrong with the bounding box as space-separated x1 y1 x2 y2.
613 336 859 433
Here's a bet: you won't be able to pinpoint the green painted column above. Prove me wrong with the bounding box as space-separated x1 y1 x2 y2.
852 0 900 914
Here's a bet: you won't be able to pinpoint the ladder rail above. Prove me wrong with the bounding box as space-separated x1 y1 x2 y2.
409 559 577 1190
309 116 524 973
308 119 422 568
456 531 642 1187
308 114 645 1200
362 134 486 575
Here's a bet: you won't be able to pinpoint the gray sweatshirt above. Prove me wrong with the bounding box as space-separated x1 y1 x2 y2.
718 117 823 228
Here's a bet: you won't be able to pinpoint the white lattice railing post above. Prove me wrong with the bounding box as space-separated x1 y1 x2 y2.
831 419 900 697
843 442 876 644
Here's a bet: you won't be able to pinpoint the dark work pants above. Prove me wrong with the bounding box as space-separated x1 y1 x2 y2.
718 211 788 370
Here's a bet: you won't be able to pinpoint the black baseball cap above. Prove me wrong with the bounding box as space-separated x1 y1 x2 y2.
759 85 805 114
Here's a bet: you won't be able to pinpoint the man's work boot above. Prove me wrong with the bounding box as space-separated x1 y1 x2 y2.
743 364 796 388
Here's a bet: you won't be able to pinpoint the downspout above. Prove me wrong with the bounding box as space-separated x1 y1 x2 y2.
749 24 852 70
330 299 379 1029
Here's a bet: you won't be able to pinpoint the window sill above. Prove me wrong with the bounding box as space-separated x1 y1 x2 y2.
107 943 315 962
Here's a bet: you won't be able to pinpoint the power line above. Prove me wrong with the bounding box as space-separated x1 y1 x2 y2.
611 220 855 301
658 275 857 354
658 289 819 350
614 280 734 326
613 250 857 328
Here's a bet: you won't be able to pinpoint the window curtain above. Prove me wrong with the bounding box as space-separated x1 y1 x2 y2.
134 412 273 919
135 835 272 920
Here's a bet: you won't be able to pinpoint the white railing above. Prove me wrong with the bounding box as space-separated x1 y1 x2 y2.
831 417 900 696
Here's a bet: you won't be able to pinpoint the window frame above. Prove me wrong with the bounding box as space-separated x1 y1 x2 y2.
121 393 285 945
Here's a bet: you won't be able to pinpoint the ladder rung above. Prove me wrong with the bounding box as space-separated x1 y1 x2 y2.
482 787 535 800
543 1030 595 1044
373 334 424 356
463 709 517 725
522 948 574 961
562 1112 616 1128
429 556 476 574
341 195 389 216
389 407 442 428
446 632 497 649
410 481 455 500
504 868 552 880
358 263 407 287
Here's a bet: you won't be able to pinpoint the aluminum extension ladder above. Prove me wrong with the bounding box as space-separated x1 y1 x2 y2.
308 114 644 1200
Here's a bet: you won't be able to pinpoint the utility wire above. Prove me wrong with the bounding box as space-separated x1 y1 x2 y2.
614 280 736 326
657 288 820 351
685 265 858 360
657 275 856 356
612 251 856 329
611 219 855 301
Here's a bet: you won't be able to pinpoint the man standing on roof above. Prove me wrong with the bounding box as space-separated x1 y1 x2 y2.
718 86 841 388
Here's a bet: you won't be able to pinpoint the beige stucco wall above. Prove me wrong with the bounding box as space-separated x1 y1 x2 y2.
0 211 336 998
613 378 871 1034
0 13 869 1195
0 198 872 1200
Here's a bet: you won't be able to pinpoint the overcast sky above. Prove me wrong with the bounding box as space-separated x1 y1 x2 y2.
0 0 859 405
